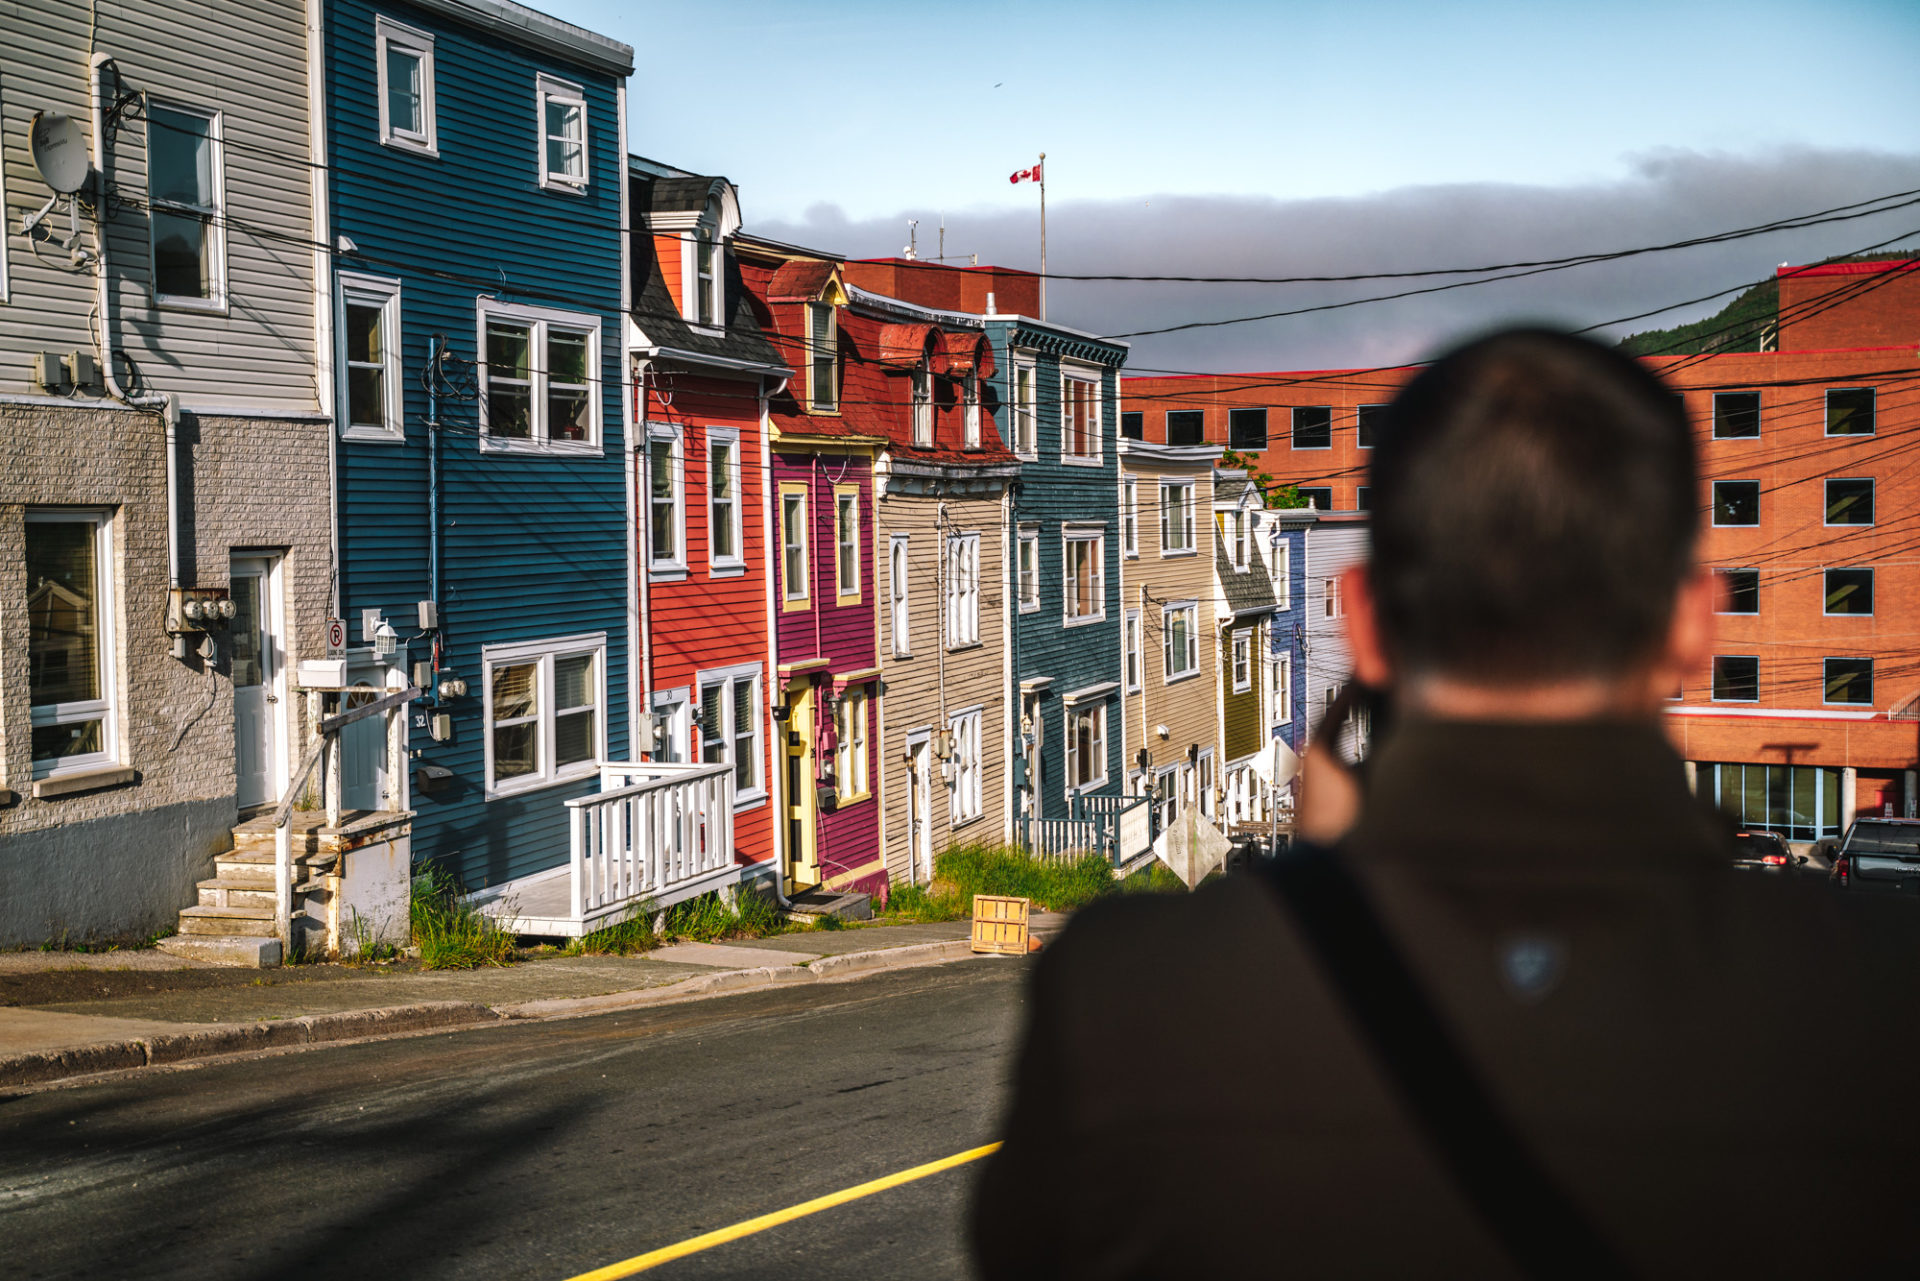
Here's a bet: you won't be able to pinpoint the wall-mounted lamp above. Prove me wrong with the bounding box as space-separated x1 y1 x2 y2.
1154 723 1170 740
374 619 398 657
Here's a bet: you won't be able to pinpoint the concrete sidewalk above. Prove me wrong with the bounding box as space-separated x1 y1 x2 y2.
0 915 1063 1090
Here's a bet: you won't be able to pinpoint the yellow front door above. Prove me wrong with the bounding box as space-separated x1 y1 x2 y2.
785 680 820 891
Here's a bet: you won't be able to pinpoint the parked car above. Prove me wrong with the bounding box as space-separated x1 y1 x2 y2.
1828 818 1920 893
1731 830 1804 874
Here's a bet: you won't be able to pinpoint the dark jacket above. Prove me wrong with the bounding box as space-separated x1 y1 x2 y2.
972 719 1920 1279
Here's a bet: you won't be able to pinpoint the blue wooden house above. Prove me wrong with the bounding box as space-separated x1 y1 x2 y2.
982 312 1131 829
323 0 636 902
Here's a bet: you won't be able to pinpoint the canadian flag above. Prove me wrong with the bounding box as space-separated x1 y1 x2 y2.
1009 163 1042 185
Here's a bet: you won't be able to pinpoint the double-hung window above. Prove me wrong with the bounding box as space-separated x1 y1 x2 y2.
647 426 684 572
780 484 809 607
963 373 982 449
889 535 911 654
1066 703 1107 792
946 533 980 647
835 486 861 602
1272 538 1290 608
536 74 588 191
808 303 837 411
1121 478 1139 556
694 228 719 325
483 634 604 796
1123 609 1143 692
375 17 436 154
1063 530 1105 624
1018 527 1039 613
1061 372 1100 461
948 708 983 825
1270 651 1292 725
147 102 224 308
1224 510 1249 571
699 664 764 799
911 366 934 446
1232 629 1253 692
27 510 117 779
479 300 601 450
706 429 742 571
339 273 403 441
1013 360 1037 454
1160 481 1195 553
1163 603 1199 681
836 687 871 799
1324 576 1343 618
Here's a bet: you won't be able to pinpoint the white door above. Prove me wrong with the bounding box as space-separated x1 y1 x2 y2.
231 557 281 809
909 736 933 881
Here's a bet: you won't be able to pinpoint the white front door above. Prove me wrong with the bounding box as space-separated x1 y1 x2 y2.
231 556 282 809
908 734 933 881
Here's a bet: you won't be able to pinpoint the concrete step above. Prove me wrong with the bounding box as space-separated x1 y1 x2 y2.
214 852 332 882
157 934 283 968
197 880 277 910
786 889 873 923
178 904 277 938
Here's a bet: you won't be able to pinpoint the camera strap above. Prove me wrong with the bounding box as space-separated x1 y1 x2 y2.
1266 845 1631 1280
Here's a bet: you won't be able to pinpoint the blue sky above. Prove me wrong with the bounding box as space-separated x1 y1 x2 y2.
546 0 1920 221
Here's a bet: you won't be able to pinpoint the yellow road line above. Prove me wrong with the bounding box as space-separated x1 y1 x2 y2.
561 1141 1003 1280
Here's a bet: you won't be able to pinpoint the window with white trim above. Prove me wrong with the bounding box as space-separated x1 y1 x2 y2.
0 79 10 300
1121 477 1138 556
780 484 809 605
27 510 117 779
647 426 684 571
808 303 837 411
1012 359 1037 454
889 534 911 655
694 227 719 324
1064 530 1105 624
1163 602 1199 680
1324 576 1343 618
478 300 601 450
1066 702 1107 792
963 372 982 448
339 273 402 441
536 73 587 190
1231 628 1253 692
483 634 604 796
1061 371 1100 461
148 102 225 307
707 429 742 569
836 686 871 799
1271 537 1289 607
911 366 934 446
1223 510 1249 571
1018 527 1039 612
375 16 436 155
699 664 764 799
835 485 861 602
947 532 980 647
1124 608 1142 692
948 707 983 825
1270 651 1291 726
1160 481 1195 553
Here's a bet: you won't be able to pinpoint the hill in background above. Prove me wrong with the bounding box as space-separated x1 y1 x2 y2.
1616 249 1918 356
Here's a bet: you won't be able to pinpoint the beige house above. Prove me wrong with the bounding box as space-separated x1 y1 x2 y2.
1118 438 1222 829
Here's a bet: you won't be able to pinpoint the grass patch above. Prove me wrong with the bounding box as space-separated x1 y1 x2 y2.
659 889 791 943
411 868 516 970
568 903 660 956
875 844 1190 922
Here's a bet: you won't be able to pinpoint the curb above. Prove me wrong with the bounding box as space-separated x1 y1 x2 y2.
0 932 1049 1090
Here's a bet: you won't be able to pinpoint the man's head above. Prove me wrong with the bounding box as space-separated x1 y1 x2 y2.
1348 327 1707 715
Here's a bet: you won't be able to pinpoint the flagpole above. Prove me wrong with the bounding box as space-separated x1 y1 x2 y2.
1038 152 1047 321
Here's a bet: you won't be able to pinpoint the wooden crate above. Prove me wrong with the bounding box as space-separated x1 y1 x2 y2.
971 895 1031 955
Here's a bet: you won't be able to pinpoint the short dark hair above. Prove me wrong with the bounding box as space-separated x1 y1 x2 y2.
1368 328 1697 682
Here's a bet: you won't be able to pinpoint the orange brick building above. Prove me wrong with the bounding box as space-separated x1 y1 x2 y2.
1123 259 1920 842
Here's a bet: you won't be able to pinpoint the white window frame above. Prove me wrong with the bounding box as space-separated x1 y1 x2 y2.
1123 608 1143 693
1162 601 1199 682
646 424 685 575
807 302 838 412
1223 510 1250 571
963 372 982 449
482 632 606 798
911 366 934 446
1231 628 1253 693
1065 702 1108 794
476 298 603 453
0 76 9 301
146 100 227 312
1060 368 1102 465
1063 529 1106 626
1160 480 1195 555
889 534 911 656
698 662 765 804
946 531 981 648
338 272 404 443
1121 476 1139 557
1270 650 1292 726
948 706 984 826
26 509 118 780
705 427 744 574
1017 526 1040 613
836 686 872 800
375 16 437 156
1012 358 1038 455
1324 575 1343 618
536 72 589 192
1271 537 1290 608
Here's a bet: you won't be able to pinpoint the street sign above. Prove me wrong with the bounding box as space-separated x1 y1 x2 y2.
325 617 347 659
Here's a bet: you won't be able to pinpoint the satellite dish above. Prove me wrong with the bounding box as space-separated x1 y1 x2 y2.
30 112 91 195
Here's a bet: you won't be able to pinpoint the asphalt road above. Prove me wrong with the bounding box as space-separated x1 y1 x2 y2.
0 957 1033 1281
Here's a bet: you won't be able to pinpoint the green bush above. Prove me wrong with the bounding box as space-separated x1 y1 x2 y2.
411 868 516 970
660 888 791 943
570 904 659 956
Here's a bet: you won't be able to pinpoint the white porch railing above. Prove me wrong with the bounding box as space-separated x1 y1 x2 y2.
566 761 736 923
1016 816 1102 865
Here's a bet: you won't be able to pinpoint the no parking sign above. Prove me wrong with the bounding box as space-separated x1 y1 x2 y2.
325 617 347 658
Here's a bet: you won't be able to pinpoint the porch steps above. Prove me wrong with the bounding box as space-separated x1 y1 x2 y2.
786 889 872 924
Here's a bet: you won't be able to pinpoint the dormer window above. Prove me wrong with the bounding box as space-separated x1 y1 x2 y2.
963 372 981 449
911 366 933 446
695 228 718 324
808 303 837 412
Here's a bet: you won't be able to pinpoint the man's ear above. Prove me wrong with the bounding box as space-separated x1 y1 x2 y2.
1342 564 1394 688
1653 566 1716 693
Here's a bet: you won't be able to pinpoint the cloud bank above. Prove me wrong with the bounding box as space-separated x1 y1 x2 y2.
749 147 1920 373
